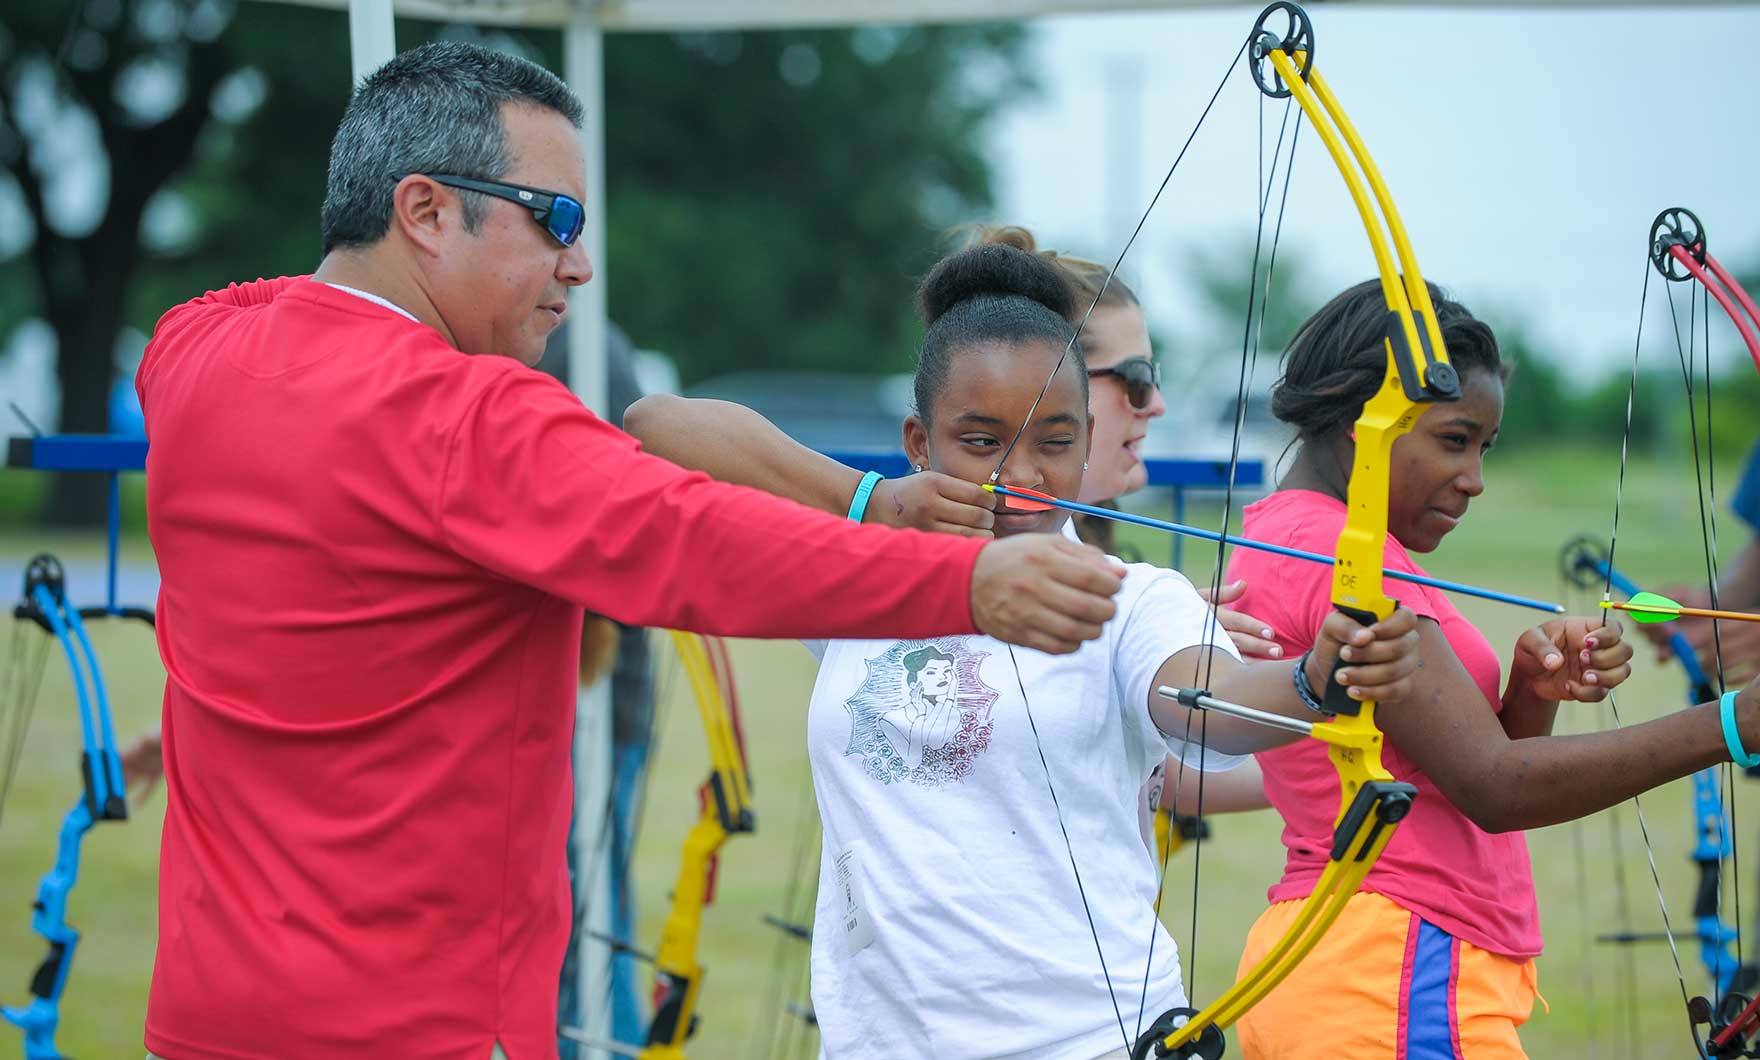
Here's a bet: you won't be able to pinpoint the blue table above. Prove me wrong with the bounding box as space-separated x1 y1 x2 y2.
6 436 1265 572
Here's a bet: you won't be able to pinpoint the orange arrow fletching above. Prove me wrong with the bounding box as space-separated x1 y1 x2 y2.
983 483 1058 512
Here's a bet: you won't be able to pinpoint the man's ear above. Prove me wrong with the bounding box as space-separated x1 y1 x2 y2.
392 175 450 257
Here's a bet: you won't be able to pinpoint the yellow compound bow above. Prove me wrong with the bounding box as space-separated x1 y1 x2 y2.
565 630 753 1060
1133 5 1460 1056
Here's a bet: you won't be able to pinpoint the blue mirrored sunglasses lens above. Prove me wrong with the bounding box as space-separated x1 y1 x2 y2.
548 197 585 247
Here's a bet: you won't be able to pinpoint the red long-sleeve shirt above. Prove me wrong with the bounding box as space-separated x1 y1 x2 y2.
137 277 985 1059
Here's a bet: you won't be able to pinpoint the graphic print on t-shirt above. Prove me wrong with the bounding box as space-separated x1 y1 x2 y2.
842 636 998 787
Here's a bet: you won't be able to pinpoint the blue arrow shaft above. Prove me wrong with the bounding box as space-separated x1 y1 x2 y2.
988 485 1565 614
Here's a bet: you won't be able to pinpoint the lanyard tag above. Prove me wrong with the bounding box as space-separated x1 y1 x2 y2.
834 842 875 954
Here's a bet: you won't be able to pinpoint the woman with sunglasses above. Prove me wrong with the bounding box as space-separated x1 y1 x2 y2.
626 241 1423 1059
1207 280 1760 1060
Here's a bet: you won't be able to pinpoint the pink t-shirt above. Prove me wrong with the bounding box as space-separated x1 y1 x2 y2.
1226 489 1541 959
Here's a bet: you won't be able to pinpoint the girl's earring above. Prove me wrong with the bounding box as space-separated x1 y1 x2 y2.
914 464 926 473
1083 462 1089 471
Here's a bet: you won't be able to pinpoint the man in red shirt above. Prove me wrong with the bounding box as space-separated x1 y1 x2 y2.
137 42 1120 1060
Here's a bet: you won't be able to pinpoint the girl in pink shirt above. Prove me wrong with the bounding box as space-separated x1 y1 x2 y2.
1210 279 1760 1059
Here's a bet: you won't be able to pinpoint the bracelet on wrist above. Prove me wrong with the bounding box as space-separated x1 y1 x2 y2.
1292 649 1334 716
846 471 884 522
1721 690 1760 768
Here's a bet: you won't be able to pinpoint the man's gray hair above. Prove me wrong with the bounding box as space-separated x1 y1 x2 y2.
320 41 584 254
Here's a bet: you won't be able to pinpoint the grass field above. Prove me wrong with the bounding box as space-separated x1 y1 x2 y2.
1 444 1756 1057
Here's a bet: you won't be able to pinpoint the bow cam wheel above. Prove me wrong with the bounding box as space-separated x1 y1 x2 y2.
1650 206 1706 283
1249 2 1315 100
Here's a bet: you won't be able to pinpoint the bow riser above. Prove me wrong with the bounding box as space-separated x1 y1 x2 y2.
2 800 94 1059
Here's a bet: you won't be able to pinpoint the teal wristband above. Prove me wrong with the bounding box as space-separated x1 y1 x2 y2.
1721 690 1760 768
846 471 883 522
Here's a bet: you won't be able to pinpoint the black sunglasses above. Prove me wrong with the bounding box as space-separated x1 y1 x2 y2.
1086 357 1161 410
426 174 585 248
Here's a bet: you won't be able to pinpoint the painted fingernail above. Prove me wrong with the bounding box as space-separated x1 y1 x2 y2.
1268 645 1283 658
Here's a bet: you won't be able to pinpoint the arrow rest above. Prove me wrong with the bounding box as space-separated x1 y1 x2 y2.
1248 2 1314 99
1651 206 1708 283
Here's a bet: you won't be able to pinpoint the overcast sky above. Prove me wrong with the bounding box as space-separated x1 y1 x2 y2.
988 3 1760 381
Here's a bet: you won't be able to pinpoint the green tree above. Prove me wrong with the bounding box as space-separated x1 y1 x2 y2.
1 0 354 523
1471 310 1564 452
2 10 1032 522
1174 234 1319 366
599 25 1032 384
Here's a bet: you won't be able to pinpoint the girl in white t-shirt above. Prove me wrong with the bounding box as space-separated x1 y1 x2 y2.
624 243 1422 1059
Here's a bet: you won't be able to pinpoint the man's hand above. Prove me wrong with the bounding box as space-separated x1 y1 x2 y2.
119 728 165 806
1196 579 1283 659
1509 618 1634 704
1643 583 1760 685
970 535 1121 654
1305 606 1422 704
1736 673 1760 751
1682 617 1760 686
867 472 995 539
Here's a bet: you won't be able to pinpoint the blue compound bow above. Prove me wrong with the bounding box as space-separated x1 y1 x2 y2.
1561 537 1750 1004
3 435 153 1059
2 554 145 1058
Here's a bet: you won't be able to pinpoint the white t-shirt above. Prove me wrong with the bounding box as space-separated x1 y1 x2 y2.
804 559 1241 1060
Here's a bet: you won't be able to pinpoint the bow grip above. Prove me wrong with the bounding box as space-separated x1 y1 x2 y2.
1319 603 1382 716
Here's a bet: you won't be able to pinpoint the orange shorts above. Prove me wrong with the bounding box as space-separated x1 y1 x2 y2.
1234 891 1539 1060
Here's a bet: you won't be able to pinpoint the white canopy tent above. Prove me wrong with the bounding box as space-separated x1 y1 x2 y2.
301 0 1732 32
304 0 1752 1053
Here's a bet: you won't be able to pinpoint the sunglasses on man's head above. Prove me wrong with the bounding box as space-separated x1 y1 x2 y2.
1086 357 1161 411
426 174 585 248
